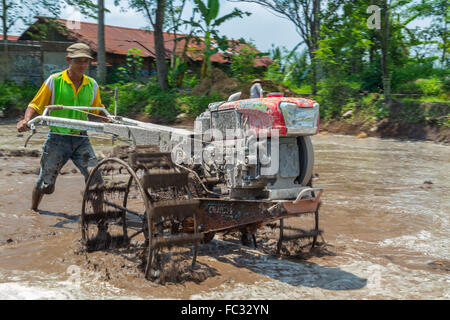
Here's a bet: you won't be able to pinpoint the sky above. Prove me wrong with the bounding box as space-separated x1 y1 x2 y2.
11 0 431 54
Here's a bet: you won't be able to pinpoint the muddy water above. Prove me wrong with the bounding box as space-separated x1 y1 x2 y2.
0 123 449 299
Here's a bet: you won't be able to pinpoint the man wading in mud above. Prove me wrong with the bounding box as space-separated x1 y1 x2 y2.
16 43 110 211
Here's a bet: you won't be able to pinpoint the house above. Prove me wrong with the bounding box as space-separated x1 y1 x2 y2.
17 16 272 82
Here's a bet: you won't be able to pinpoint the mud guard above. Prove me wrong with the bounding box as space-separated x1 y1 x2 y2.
297 136 314 186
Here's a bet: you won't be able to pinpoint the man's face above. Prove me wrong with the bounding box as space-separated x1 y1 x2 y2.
67 57 91 74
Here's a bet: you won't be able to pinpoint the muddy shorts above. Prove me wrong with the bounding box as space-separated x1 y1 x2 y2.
36 132 103 194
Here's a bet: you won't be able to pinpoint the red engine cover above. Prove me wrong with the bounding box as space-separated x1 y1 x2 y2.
217 97 317 136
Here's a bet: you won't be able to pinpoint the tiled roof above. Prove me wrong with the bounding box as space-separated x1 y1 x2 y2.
29 17 272 67
0 35 20 40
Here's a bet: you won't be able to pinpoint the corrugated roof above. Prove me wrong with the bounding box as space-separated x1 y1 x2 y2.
28 17 272 67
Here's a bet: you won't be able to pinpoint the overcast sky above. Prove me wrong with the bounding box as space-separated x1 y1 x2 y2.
12 0 430 54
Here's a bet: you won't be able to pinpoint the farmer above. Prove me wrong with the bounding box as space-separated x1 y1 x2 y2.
16 43 109 211
250 78 265 98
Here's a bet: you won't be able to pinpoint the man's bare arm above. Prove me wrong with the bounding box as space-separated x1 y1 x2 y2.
88 109 112 123
100 109 112 122
17 107 38 132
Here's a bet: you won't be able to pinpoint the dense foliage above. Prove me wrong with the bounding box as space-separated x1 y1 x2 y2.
99 79 222 122
257 0 449 123
0 81 38 117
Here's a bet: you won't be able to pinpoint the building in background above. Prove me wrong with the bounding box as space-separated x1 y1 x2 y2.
2 16 271 84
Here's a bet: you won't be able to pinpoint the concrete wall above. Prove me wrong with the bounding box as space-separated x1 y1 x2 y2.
0 40 73 85
43 51 68 79
10 52 41 84
0 41 41 84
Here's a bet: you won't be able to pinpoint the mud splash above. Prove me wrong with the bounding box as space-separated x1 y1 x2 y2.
75 238 220 285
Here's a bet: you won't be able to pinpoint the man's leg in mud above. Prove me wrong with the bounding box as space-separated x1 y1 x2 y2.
71 136 109 246
34 134 71 211
31 187 44 211
71 136 104 213
71 136 103 185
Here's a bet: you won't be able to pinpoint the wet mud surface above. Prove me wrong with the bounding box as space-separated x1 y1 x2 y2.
321 118 450 144
0 123 449 299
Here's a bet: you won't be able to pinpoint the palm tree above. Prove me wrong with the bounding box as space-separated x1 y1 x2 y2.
190 0 250 79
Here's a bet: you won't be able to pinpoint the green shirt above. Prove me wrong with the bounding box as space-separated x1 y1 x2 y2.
28 69 104 135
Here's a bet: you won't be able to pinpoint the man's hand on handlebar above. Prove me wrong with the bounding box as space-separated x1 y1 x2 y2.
100 110 113 123
17 107 38 133
17 119 30 132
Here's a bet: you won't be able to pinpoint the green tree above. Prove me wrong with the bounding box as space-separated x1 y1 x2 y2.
172 6 199 87
412 0 449 67
318 1 374 76
318 1 425 92
189 0 250 79
230 45 266 83
230 0 344 94
266 45 310 88
165 0 187 69
65 0 98 18
116 48 144 83
128 0 169 90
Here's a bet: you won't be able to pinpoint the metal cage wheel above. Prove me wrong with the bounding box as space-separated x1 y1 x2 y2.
144 207 201 283
81 157 150 252
142 172 203 283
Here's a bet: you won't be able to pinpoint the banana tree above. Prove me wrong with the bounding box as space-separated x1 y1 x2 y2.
190 0 250 79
